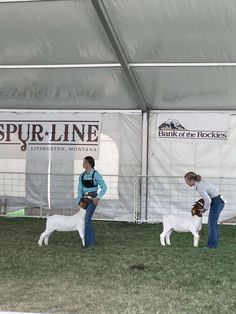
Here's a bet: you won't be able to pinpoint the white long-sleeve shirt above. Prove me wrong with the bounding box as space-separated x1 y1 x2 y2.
195 180 219 211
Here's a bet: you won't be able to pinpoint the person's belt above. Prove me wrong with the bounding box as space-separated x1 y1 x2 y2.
211 194 221 200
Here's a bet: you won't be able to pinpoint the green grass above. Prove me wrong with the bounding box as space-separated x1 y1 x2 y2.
0 218 235 314
6 208 25 217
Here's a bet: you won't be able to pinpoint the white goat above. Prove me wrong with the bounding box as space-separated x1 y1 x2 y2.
160 215 202 247
38 208 86 247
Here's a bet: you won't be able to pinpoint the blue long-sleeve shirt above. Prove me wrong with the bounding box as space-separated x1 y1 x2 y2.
77 169 107 203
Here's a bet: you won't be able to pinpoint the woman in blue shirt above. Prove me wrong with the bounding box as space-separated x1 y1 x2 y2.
77 156 107 248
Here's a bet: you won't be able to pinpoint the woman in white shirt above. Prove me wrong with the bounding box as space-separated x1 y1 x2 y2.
184 172 225 249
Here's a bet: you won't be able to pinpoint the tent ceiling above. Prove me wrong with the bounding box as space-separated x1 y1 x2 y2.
105 0 236 63
135 67 236 110
0 0 236 111
0 68 138 110
0 1 116 64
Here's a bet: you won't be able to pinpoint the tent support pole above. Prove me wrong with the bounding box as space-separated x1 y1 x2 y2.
140 111 149 222
91 0 150 112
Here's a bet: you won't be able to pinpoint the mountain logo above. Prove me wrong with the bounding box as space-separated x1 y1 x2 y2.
159 119 186 130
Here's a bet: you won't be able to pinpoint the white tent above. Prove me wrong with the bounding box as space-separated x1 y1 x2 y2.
1 0 236 110
0 0 236 222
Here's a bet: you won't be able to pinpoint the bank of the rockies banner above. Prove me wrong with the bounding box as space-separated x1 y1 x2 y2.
0 111 101 159
157 113 230 141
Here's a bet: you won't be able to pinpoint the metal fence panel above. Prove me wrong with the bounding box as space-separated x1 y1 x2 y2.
139 176 236 224
0 172 236 224
0 172 137 222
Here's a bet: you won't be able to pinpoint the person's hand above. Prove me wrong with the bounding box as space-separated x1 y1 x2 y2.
92 197 99 205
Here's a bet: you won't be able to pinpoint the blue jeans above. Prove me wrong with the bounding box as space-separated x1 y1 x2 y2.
207 196 224 248
85 202 97 247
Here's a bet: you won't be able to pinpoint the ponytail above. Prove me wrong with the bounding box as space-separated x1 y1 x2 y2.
184 172 201 182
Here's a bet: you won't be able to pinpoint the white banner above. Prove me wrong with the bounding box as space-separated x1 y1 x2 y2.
157 113 230 141
0 111 101 159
